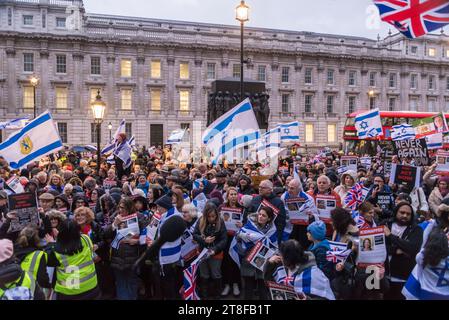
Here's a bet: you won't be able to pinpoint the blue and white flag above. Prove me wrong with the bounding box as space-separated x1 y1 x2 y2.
293 266 336 300
354 108 383 139
402 251 449 300
391 123 416 141
113 139 133 169
279 121 300 144
425 133 443 150
257 127 282 162
167 129 186 144
158 207 183 265
101 119 126 155
0 111 63 169
0 118 29 130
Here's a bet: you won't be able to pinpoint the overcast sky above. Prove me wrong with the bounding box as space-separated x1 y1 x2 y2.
83 0 397 40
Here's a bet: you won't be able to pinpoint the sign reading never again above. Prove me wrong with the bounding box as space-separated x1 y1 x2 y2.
393 138 430 166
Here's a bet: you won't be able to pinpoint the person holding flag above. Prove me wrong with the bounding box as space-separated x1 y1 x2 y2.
113 133 132 181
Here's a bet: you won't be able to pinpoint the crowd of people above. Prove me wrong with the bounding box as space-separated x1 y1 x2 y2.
0 138 448 300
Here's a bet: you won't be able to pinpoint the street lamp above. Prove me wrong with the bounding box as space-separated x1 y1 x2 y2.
108 122 113 141
30 76 39 119
235 0 249 101
91 90 106 174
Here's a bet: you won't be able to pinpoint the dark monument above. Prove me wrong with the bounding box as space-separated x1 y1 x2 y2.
207 78 270 130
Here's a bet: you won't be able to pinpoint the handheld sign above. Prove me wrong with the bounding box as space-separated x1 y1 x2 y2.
8 192 39 233
315 194 337 223
389 164 421 190
6 176 25 194
285 197 308 225
393 138 429 166
117 213 140 239
341 156 358 172
357 227 387 268
266 281 306 300
220 207 243 235
436 150 449 176
246 241 276 272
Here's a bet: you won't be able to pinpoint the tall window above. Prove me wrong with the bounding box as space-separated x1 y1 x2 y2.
56 87 68 109
327 124 336 143
56 55 67 74
389 73 397 88
23 15 33 26
411 46 418 54
121 89 132 110
23 87 34 110
206 63 216 80
369 97 376 110
304 95 312 113
326 95 334 113
91 123 101 143
446 76 449 90
281 94 290 113
8 8 12 26
56 17 66 28
281 67 290 83
428 48 436 57
410 74 418 89
151 60 161 79
348 71 357 86
57 123 68 143
428 99 436 112
151 89 161 111
232 64 241 79
125 123 132 138
410 98 418 111
429 75 436 90
180 62 189 79
305 124 314 143
369 72 376 87
257 65 266 82
121 59 132 78
91 57 101 75
42 11 46 28
304 68 312 84
389 97 396 111
180 90 190 112
23 53 34 72
327 69 334 85
348 96 356 114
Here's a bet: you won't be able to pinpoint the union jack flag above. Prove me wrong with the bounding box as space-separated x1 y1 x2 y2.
374 0 449 39
344 183 370 211
183 262 200 300
273 266 295 287
326 241 352 264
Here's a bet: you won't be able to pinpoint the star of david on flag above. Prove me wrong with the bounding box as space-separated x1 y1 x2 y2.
354 109 383 139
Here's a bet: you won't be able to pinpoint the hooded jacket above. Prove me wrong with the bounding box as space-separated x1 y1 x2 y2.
334 170 357 204
428 187 449 216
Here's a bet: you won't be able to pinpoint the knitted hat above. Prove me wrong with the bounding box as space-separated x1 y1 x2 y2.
0 239 14 263
155 195 173 210
307 220 326 241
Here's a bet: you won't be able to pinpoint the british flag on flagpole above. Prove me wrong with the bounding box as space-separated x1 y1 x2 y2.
373 0 449 39
344 183 371 211
182 249 209 300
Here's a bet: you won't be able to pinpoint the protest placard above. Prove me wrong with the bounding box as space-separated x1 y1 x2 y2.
265 281 306 300
341 156 358 172
315 194 337 223
8 192 39 233
389 164 421 190
285 197 308 225
360 157 372 171
117 213 140 238
357 227 387 267
246 241 277 272
383 161 393 178
6 175 25 194
436 150 449 176
146 212 162 242
180 229 199 262
412 116 437 139
393 138 429 166
220 207 243 235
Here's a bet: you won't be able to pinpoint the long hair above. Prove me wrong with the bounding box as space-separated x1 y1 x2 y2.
199 202 221 234
17 226 40 249
331 207 355 236
280 240 308 269
119 197 135 216
55 220 83 255
225 187 239 207
423 229 449 268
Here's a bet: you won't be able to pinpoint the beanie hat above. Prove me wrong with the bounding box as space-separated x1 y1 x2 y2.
307 220 326 241
155 195 173 210
0 239 14 263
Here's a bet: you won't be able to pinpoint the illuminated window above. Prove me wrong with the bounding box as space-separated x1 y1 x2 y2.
180 90 190 112
151 60 161 79
121 59 132 78
180 62 189 79
56 87 68 109
121 89 132 110
429 48 436 57
327 124 336 143
151 89 161 111
23 86 34 110
305 124 314 143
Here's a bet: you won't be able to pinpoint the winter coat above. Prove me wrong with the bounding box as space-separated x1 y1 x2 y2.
14 246 51 289
428 187 449 215
334 170 357 204
192 218 227 254
409 187 430 215
249 193 287 245
309 240 334 280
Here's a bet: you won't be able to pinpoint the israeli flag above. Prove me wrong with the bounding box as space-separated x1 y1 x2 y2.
159 208 183 265
293 266 336 300
0 111 63 170
114 140 132 169
101 119 126 155
402 250 449 300
354 109 383 139
257 127 283 162
0 118 29 130
167 129 186 144
391 123 416 141
425 133 443 150
279 121 300 144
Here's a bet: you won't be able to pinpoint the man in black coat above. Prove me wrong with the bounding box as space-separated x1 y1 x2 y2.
382 202 423 300
248 180 287 245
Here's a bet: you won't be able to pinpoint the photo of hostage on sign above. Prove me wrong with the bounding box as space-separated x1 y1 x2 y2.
315 194 337 223
357 227 387 268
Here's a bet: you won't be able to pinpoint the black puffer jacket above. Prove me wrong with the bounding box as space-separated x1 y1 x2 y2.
103 213 149 271
193 218 227 254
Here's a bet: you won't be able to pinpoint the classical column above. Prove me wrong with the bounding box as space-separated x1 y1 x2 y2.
167 48 175 114
106 46 116 115
6 42 16 114
270 56 279 121
194 50 203 117
72 52 84 114
136 50 146 116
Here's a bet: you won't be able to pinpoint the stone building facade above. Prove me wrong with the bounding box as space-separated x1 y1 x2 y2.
1 0 449 152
